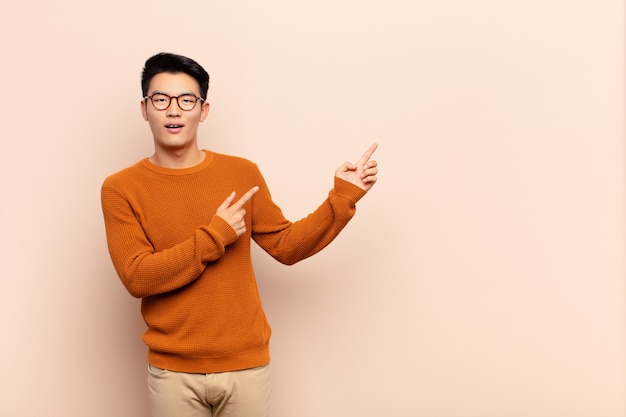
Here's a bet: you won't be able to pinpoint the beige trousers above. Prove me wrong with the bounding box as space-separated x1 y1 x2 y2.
147 364 271 417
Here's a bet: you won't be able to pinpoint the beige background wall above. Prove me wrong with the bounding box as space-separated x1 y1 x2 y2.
1 1 624 416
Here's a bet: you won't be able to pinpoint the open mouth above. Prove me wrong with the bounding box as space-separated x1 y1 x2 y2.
165 123 184 132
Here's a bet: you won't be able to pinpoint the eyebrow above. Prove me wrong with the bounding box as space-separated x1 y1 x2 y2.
150 90 198 96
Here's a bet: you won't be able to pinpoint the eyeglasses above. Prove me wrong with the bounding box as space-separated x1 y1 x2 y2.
144 93 205 111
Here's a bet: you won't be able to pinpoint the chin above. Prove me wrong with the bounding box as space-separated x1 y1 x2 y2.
156 137 192 149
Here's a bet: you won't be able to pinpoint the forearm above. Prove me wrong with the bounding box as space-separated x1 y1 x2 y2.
102 186 238 297
252 177 366 265
107 221 234 297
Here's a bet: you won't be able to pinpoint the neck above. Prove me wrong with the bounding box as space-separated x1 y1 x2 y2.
150 147 205 169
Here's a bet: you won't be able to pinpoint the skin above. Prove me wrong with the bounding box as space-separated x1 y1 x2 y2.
141 72 379 237
141 72 210 168
335 142 379 193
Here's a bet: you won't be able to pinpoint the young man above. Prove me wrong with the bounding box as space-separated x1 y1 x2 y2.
101 52 378 417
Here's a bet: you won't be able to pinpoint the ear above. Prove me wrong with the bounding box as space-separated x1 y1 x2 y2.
140 100 149 121
199 101 210 122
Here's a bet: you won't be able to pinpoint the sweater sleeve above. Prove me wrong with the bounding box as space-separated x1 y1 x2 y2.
251 170 367 265
101 181 238 298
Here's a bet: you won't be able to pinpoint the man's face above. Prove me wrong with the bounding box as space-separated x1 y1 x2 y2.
141 72 210 152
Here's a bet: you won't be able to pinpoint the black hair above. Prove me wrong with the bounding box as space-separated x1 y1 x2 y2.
141 52 210 100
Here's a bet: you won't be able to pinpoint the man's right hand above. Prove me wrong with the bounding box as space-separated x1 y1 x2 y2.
215 186 259 237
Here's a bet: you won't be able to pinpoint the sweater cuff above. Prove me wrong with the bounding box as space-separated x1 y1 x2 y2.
198 216 239 262
333 177 367 205
210 215 239 246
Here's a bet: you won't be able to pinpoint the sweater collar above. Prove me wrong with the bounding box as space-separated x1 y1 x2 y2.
140 150 214 176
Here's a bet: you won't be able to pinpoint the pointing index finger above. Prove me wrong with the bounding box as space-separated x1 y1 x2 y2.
356 143 378 166
232 186 259 208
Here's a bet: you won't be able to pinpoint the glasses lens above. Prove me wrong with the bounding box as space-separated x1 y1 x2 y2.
151 94 170 110
178 95 198 111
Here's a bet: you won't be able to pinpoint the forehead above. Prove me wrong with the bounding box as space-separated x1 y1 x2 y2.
148 72 200 95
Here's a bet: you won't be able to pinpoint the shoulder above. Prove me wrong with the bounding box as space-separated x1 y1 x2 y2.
210 151 260 172
212 151 255 165
101 160 147 190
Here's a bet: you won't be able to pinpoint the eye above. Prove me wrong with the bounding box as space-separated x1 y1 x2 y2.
180 95 195 104
152 94 169 103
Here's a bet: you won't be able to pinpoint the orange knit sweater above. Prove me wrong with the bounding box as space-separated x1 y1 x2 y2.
101 150 365 373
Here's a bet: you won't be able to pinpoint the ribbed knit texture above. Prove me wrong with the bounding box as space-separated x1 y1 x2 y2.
101 150 365 373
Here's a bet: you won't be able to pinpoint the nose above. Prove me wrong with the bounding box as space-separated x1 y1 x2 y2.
166 97 182 116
